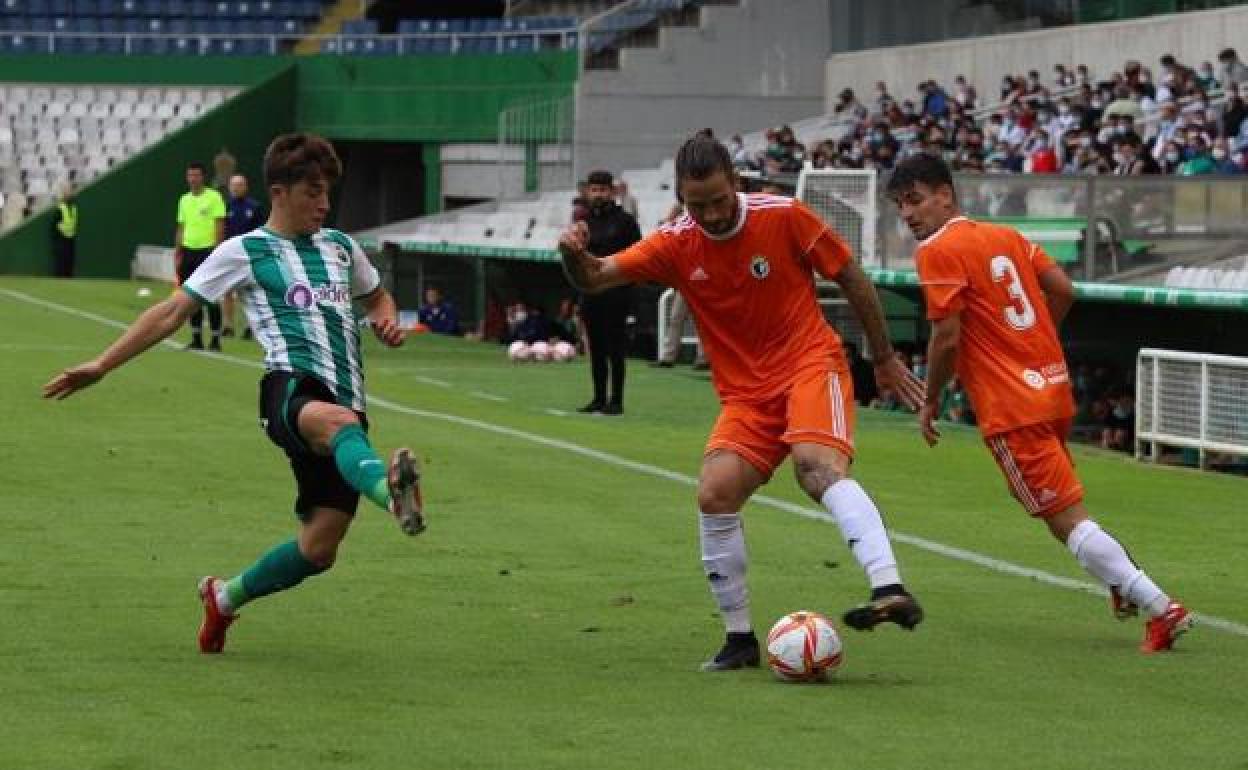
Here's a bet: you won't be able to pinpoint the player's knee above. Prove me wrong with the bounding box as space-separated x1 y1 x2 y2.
302 542 338 571
792 457 845 500
697 485 740 515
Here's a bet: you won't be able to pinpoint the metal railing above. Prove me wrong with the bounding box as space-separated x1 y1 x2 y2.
0 29 579 56
497 94 575 200
1136 347 1248 467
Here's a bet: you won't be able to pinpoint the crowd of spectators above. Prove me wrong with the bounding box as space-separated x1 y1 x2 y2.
732 48 1248 179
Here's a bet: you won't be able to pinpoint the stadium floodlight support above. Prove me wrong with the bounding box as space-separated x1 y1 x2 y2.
795 168 878 266
1136 347 1248 469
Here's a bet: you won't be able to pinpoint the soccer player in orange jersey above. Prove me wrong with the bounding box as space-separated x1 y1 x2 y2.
889 153 1191 653
558 136 927 671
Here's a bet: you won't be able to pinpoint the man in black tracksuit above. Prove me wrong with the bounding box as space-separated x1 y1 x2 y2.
578 170 641 415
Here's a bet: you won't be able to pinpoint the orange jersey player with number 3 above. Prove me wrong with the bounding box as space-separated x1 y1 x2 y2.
558 136 927 673
888 153 1190 653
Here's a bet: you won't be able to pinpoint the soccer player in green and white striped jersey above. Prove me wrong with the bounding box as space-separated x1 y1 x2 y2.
43 133 424 654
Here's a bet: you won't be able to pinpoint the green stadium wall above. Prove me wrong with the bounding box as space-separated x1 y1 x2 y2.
0 51 578 277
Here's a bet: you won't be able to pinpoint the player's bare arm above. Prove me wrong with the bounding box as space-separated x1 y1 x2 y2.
834 259 925 410
42 290 200 400
1038 265 1075 326
358 286 405 348
557 221 629 294
919 313 962 447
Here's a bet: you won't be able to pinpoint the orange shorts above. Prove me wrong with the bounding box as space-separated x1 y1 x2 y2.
985 419 1084 518
705 365 855 479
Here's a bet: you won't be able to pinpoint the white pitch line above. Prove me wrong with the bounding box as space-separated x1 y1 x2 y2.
10 286 1246 639
544 408 570 417
412 375 452 388
469 391 508 403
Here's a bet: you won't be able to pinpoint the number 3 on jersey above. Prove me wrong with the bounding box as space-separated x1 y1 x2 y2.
990 255 1037 331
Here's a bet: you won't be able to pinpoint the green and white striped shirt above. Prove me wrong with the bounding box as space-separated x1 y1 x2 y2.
182 227 382 412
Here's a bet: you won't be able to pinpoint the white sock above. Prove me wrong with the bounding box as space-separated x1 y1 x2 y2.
699 512 751 633
214 583 236 615
821 479 902 590
1066 520 1170 617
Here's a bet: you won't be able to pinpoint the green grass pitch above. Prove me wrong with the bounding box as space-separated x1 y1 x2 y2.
1 277 1245 769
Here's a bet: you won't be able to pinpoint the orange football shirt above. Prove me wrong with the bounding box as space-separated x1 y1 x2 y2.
614 194 851 403
916 216 1075 436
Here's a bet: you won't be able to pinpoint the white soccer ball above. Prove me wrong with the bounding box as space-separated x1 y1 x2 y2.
507 341 531 362
766 611 843 682
136 287 152 297
530 341 551 361
552 341 576 361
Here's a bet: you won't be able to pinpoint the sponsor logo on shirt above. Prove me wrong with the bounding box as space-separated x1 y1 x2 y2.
284 281 351 310
750 255 770 280
689 266 709 281
1022 368 1047 389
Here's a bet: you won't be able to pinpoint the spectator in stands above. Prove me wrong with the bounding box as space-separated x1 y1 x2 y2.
833 88 864 120
952 75 977 110
1159 140 1185 174
1179 136 1217 175
1218 48 1248 92
1101 390 1135 452
873 81 895 115
1115 134 1160 175
175 161 226 351
1054 64 1076 89
417 286 460 335
222 173 264 340
50 182 78 278
1076 64 1093 86
575 170 640 416
1196 61 1219 92
1209 138 1238 174
1025 129 1059 172
728 135 750 168
1103 85 1143 122
614 179 639 218
1221 85 1248 139
549 297 581 349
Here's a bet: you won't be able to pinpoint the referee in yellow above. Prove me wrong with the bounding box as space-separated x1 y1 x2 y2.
176 161 227 350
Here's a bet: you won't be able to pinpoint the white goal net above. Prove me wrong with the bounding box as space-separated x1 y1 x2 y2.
1136 348 1248 467
796 169 878 266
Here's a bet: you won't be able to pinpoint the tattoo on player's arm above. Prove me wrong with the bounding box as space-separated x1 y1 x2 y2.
836 262 893 361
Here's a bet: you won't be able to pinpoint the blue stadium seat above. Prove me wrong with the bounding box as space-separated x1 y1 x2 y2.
239 35 268 54
30 17 53 32
52 16 70 30
504 34 535 54
447 19 467 33
342 19 376 34
78 35 102 53
189 0 211 17
254 18 275 33
167 17 189 32
235 1 255 19
166 0 187 15
433 19 450 33
99 34 123 52
279 17 300 35
11 33 53 53
121 17 142 32
429 36 449 54
118 0 140 14
75 0 99 15
77 16 100 32
255 0 273 16
141 0 163 16
319 37 338 53
273 0 294 16
172 35 196 53
0 0 19 16
98 17 119 32
296 0 318 19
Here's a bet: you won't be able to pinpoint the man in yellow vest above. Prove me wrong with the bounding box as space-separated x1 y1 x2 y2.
51 183 78 278
176 161 226 350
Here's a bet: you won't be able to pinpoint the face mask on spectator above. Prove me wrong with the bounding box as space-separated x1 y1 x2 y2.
1114 124 1129 135
1214 148 1227 160
1079 136 1093 147
1166 151 1180 163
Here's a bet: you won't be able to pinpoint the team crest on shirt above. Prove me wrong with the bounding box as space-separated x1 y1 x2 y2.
333 244 351 266
749 255 770 280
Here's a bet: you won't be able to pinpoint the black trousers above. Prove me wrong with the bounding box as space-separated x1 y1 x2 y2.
52 236 75 278
581 300 628 406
